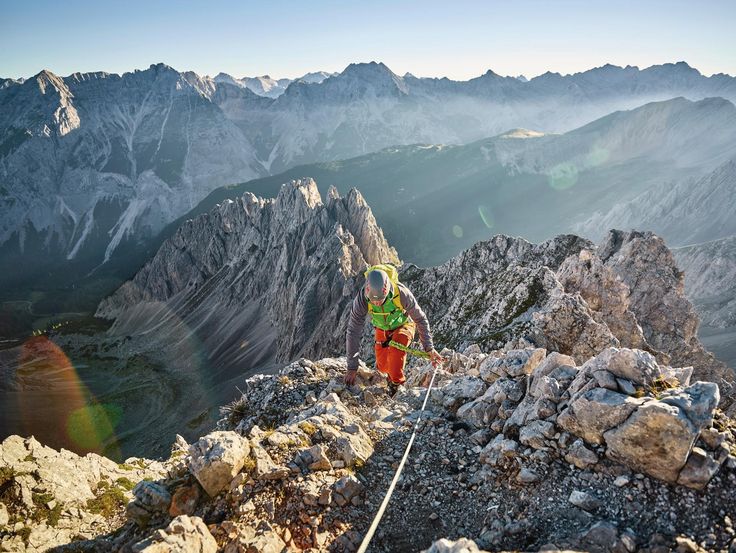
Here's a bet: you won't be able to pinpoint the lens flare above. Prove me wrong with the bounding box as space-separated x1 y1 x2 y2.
478 205 495 229
547 162 579 190
586 145 610 167
67 403 123 451
15 335 120 457
452 225 463 238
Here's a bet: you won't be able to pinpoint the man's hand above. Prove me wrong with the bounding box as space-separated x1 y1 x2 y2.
428 348 444 368
345 368 358 386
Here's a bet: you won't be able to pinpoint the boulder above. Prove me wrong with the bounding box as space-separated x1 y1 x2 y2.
133 515 217 552
333 427 373 468
659 382 720 429
301 445 332 471
480 348 546 380
188 431 250 496
557 388 646 444
456 397 499 429
169 483 201 517
569 490 602 511
677 447 722 490
251 443 290 480
564 439 599 469
126 481 172 526
603 400 699 482
435 376 487 411
479 435 519 467
333 475 364 507
423 538 490 552
519 420 555 450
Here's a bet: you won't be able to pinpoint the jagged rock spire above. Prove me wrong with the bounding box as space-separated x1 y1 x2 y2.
96 178 398 364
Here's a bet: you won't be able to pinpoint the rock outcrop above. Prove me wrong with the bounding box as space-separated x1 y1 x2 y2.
3 347 736 552
402 229 735 409
96 178 398 367
0 435 167 552
673 235 736 329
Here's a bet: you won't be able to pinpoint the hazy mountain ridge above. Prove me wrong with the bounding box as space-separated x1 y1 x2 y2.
96 180 735 410
576 158 736 246
2 60 736 299
213 70 337 98
0 63 266 294
673 236 736 329
167 96 736 270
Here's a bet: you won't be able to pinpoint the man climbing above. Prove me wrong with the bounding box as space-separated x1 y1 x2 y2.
344 264 443 391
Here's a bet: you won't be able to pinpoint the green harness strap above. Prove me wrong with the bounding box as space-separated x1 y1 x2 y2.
387 340 431 359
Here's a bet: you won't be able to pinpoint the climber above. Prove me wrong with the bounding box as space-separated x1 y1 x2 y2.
344 264 443 392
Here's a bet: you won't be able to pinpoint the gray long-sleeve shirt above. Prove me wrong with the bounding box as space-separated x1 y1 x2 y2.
345 281 434 370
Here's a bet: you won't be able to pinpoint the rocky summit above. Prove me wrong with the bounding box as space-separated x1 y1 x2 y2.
1 179 736 552
1 348 735 552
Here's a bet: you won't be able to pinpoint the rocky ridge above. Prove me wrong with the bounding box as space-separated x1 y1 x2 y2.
2 346 735 552
4 61 736 278
401 229 734 410
673 236 736 329
95 178 398 368
3 179 736 550
96 180 735 413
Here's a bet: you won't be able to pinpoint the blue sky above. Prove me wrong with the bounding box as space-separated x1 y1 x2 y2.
1 0 734 80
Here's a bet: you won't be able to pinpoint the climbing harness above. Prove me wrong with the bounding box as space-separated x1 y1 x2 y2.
356 359 443 553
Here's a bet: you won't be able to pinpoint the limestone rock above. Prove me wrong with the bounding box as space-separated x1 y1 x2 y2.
169 483 201 517
188 431 250 496
557 387 646 445
435 376 487 411
569 490 602 511
127 481 172 526
423 538 490 552
603 400 699 482
132 515 217 552
519 420 556 450
97 179 399 369
677 447 722 490
564 439 599 469
250 443 290 480
333 475 364 507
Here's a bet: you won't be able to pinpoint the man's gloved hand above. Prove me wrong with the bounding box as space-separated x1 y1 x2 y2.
428 348 444 368
345 368 358 386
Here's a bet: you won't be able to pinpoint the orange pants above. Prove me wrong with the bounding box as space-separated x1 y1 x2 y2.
374 321 416 384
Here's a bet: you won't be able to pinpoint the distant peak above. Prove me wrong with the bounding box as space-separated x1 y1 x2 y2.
34 69 60 81
342 61 393 75
148 62 177 74
32 69 69 95
498 128 545 139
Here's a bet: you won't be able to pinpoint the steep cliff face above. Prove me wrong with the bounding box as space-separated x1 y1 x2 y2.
0 64 266 288
97 179 734 409
576 159 736 246
673 236 736 329
402 229 734 404
96 178 398 366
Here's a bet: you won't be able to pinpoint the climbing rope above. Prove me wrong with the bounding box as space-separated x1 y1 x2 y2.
356 360 442 553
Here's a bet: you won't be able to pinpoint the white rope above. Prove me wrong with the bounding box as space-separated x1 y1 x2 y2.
356 365 440 553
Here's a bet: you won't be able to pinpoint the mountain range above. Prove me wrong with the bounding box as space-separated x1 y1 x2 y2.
2 60 736 293
161 96 736 269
